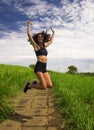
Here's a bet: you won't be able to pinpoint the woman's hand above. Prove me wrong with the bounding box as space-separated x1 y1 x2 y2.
51 27 55 33
27 21 32 25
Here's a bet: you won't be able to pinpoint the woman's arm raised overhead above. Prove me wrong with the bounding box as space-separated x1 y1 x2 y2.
45 28 55 47
27 21 39 50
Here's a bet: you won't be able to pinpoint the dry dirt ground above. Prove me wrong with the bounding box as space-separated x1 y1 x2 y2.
0 88 64 130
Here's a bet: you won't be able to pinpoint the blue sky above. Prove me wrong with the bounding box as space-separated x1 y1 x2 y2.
0 0 94 72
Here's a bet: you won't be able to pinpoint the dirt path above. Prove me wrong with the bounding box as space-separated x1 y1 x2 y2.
0 89 64 130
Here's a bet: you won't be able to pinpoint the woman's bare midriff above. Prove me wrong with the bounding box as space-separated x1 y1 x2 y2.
37 55 47 63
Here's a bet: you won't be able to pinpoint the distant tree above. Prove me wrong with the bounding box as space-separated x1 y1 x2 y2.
67 65 78 74
29 64 35 69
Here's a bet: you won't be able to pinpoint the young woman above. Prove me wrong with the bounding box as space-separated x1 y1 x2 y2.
24 21 55 93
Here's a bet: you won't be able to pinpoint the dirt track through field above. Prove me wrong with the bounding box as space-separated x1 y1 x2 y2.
0 89 64 130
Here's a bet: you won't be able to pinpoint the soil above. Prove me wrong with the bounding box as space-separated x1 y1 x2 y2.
0 88 64 130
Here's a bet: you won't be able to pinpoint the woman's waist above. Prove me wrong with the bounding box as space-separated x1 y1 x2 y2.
37 56 47 63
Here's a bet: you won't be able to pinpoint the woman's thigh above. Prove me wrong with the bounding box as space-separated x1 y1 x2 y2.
43 72 53 88
35 72 47 88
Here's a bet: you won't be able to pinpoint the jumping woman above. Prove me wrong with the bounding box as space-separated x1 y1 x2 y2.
24 21 55 93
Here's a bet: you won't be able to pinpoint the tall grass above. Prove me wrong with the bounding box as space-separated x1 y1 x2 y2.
50 71 94 130
0 64 35 122
1 64 94 130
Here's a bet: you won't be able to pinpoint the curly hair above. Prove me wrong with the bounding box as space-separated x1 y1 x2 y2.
28 31 51 45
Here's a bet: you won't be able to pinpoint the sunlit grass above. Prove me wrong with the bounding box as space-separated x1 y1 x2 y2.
0 64 35 122
50 71 94 130
0 64 94 130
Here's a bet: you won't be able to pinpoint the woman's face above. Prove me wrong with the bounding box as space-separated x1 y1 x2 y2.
38 34 44 43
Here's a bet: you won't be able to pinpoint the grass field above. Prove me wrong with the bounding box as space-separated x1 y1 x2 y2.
50 71 94 130
0 64 35 122
0 64 94 130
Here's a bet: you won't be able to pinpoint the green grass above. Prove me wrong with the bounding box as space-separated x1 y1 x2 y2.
50 71 94 130
0 64 94 130
0 64 35 122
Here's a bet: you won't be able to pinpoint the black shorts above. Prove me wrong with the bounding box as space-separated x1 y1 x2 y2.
34 61 47 73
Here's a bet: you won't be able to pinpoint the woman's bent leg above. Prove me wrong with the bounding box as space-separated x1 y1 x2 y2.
28 72 47 90
43 72 53 88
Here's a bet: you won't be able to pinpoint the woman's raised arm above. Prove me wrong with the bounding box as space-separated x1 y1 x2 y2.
27 21 35 43
27 21 38 49
45 28 55 47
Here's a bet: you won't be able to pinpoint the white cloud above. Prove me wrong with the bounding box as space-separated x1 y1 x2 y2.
0 0 94 72
0 30 36 66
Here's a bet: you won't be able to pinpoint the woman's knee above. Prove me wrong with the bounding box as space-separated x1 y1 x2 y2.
36 72 47 89
41 82 47 89
47 82 53 88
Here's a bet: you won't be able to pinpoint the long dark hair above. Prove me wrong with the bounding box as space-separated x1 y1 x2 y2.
28 31 51 45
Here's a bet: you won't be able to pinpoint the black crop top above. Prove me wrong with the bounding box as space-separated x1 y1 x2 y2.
35 47 48 56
